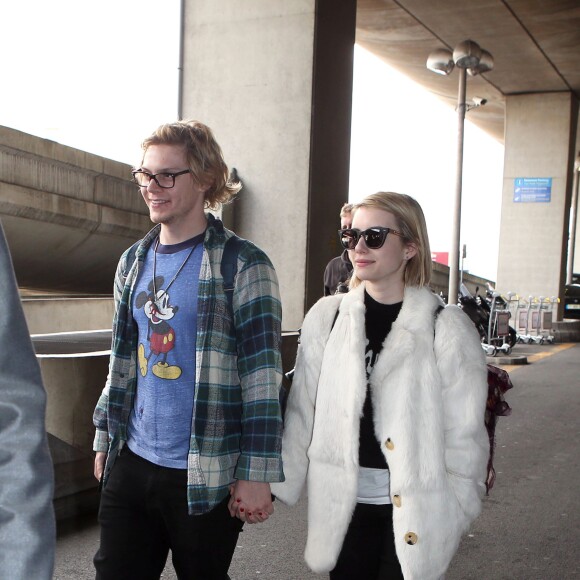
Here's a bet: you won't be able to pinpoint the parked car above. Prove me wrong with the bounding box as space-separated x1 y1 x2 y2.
564 273 580 319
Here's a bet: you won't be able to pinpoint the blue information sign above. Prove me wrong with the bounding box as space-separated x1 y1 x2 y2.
514 177 552 203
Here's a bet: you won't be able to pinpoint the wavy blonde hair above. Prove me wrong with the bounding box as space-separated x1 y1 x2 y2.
349 192 432 289
140 120 241 210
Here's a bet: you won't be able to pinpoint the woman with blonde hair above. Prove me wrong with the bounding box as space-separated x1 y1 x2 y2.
272 192 488 579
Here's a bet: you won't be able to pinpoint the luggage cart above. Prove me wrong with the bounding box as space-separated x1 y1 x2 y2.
505 291 519 323
515 296 532 343
483 291 513 356
527 297 545 344
501 291 519 347
537 296 556 343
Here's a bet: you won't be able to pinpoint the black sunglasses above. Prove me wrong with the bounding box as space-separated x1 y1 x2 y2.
339 227 404 250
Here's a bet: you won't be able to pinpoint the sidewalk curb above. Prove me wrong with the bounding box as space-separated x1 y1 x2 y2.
486 355 528 365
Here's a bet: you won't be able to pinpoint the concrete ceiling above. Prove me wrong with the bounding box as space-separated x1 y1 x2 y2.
356 0 580 143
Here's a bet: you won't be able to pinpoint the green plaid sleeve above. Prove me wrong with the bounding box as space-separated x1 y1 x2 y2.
233 244 284 482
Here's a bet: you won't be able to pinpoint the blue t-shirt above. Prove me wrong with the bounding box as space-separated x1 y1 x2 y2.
127 233 204 468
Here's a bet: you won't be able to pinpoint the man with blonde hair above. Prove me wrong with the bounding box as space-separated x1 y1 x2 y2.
93 120 284 579
323 202 354 295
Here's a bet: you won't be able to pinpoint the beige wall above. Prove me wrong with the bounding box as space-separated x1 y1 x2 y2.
41 356 108 454
181 0 356 329
573 115 580 276
22 297 113 334
497 92 579 314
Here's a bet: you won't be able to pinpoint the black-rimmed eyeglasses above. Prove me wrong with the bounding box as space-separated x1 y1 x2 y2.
339 227 404 250
132 169 192 189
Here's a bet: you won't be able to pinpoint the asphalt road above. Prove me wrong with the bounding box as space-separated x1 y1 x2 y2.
55 342 580 579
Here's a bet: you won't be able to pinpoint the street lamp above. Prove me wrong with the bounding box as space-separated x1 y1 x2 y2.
427 40 494 304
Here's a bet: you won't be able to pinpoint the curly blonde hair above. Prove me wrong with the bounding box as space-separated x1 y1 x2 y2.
141 120 241 210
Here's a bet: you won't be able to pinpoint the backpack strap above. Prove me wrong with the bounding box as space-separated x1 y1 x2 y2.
331 306 340 330
123 241 140 277
119 240 141 287
285 303 340 383
221 234 243 321
434 303 444 336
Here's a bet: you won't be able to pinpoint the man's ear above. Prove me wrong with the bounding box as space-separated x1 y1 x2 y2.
202 179 215 197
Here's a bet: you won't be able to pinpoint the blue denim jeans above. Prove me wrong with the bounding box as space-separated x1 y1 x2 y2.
94 447 243 579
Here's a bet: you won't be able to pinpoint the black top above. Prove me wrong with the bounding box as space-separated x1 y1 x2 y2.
323 250 353 296
359 291 403 469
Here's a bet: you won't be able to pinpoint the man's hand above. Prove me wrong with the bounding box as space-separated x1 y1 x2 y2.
94 451 106 482
228 480 273 524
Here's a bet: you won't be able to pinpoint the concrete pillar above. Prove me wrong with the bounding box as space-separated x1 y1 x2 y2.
497 93 579 318
180 0 356 329
573 109 580 275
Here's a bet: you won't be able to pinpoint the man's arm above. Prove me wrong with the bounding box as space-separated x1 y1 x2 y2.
92 244 135 478
94 451 106 481
229 243 284 520
0 223 55 579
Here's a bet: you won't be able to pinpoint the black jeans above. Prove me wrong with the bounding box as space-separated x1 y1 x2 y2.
94 447 243 580
330 503 404 580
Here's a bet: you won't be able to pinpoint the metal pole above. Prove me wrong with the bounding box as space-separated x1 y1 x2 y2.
566 155 580 284
460 243 466 288
448 67 467 305
177 0 186 120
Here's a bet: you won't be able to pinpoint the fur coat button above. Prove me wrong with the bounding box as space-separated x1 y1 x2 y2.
405 532 418 545
385 438 394 450
393 494 402 507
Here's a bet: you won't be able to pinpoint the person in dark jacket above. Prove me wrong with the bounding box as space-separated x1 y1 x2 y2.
323 203 354 295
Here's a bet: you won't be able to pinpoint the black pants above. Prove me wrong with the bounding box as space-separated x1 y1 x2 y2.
330 503 404 580
94 447 243 580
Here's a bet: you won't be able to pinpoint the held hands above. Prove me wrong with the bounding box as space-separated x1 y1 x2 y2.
228 480 274 524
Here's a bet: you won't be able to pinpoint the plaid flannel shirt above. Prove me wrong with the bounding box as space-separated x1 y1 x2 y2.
93 214 284 514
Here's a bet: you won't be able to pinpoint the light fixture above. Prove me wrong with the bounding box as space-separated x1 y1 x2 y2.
426 40 494 305
453 40 482 69
426 48 454 75
468 50 494 76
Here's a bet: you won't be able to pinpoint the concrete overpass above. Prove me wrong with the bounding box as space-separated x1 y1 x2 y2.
356 0 580 144
0 126 150 295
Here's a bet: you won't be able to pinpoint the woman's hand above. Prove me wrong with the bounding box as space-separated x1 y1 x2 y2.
228 481 274 524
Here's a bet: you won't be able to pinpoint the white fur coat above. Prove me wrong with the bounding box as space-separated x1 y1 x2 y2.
271 284 488 580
